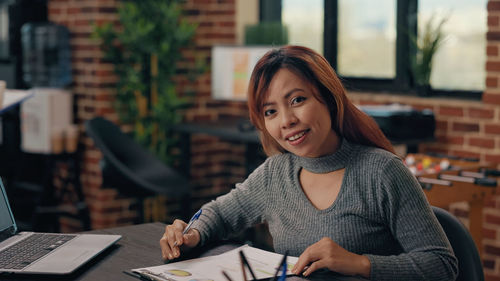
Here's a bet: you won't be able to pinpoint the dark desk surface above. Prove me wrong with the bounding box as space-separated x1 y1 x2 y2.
2 222 367 281
1 223 167 281
174 119 260 144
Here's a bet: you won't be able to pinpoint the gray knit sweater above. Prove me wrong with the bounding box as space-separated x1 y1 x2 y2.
191 140 458 280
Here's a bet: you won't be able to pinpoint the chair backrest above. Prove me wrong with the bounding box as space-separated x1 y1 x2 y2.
432 206 485 281
85 117 189 198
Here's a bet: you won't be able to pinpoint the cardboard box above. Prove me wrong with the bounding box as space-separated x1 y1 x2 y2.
21 88 72 154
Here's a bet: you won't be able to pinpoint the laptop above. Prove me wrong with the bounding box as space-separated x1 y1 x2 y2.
0 178 121 275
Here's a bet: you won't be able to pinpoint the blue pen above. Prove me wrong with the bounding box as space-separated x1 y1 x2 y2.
174 209 202 246
182 209 202 235
278 257 287 281
273 252 288 281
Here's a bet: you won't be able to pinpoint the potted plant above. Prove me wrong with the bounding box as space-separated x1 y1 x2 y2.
410 14 448 97
245 22 289 45
92 0 202 164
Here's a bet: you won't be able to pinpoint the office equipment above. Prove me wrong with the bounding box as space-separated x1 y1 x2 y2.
0 177 121 275
358 104 435 143
432 206 484 281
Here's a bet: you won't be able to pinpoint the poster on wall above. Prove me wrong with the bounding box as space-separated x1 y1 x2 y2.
211 45 274 101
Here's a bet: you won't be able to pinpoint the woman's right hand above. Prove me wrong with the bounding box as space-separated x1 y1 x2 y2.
159 219 201 261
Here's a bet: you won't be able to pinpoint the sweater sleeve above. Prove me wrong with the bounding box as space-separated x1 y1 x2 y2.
365 157 458 281
189 157 272 246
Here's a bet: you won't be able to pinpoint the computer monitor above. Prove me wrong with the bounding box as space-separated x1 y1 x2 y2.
211 45 274 101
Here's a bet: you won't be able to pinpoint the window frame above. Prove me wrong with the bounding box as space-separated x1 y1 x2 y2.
273 0 483 100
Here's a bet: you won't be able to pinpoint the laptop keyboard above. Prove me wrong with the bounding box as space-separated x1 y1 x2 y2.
0 233 76 270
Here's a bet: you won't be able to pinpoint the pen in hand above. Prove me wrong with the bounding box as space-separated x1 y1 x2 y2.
174 209 202 247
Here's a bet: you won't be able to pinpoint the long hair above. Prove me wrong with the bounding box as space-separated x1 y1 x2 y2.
247 45 395 156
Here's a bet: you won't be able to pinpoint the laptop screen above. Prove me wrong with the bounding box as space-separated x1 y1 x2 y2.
0 178 17 237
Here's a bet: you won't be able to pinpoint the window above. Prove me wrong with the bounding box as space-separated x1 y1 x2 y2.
278 0 486 98
419 0 486 91
282 0 323 54
337 0 396 79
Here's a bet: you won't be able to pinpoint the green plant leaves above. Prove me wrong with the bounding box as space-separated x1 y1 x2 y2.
92 0 200 164
410 14 448 87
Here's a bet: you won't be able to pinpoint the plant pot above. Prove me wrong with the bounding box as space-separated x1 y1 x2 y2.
416 84 432 97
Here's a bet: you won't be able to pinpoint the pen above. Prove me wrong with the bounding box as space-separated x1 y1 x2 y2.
222 270 234 281
278 255 287 281
273 252 288 281
174 209 202 247
239 250 257 281
240 255 248 281
131 269 165 281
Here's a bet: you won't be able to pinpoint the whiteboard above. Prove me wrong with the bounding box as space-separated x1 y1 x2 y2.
211 45 274 101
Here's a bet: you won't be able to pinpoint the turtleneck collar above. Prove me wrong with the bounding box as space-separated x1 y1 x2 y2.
291 139 354 173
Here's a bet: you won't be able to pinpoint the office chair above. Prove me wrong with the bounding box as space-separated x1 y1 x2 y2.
85 117 190 222
432 206 485 281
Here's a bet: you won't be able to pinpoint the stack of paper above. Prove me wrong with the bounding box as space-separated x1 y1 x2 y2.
131 245 298 281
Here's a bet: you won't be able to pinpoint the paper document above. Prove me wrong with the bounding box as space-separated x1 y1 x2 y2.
131 245 298 281
1 90 33 113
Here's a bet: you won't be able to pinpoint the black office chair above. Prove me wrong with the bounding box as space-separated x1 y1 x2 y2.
85 117 190 223
432 206 485 281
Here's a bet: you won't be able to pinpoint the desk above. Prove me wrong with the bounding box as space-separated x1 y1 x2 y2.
2 222 367 281
173 119 263 176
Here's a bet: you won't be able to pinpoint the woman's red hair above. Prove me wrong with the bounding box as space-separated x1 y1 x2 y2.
247 45 395 156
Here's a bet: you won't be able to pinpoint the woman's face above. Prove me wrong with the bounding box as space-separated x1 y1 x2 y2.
262 68 339 158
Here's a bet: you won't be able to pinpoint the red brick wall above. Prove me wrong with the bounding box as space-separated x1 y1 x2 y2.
48 0 500 278
480 2 500 279
48 0 126 231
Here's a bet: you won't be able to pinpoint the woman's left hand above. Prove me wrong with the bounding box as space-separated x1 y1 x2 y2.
291 237 371 278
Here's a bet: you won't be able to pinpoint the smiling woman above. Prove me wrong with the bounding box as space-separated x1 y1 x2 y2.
247 46 394 156
159 46 458 281
261 68 339 158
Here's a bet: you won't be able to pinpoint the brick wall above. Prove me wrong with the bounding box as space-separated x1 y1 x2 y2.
48 0 500 279
48 0 124 231
479 1 500 280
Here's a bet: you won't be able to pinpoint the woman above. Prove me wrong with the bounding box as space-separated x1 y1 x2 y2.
160 46 457 280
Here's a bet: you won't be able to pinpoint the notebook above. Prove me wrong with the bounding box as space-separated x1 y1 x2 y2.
0 177 121 275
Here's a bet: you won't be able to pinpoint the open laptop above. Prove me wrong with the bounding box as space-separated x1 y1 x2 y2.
0 177 121 275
